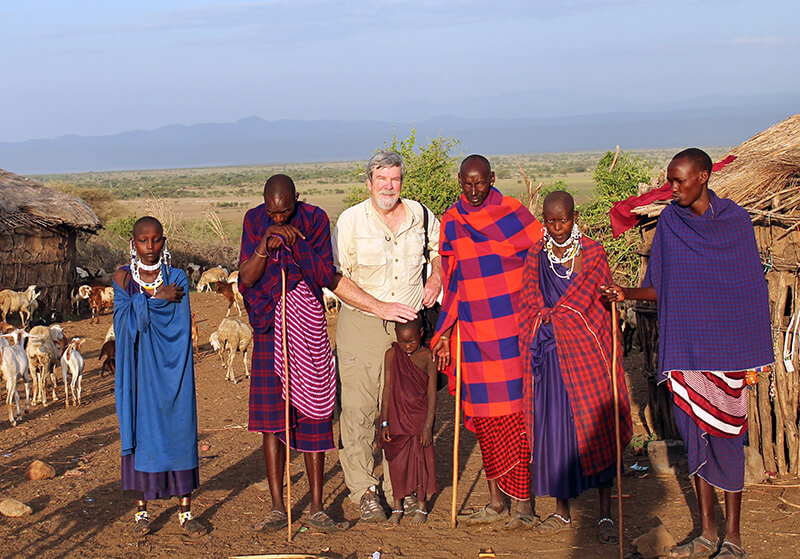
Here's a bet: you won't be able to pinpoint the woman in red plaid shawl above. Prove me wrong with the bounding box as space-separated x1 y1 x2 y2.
518 191 632 544
239 174 347 533
432 155 543 529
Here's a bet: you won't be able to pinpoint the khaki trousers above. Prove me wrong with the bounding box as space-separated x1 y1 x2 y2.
336 306 396 503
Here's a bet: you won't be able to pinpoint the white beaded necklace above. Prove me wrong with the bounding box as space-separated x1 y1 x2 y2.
131 259 164 294
545 224 582 279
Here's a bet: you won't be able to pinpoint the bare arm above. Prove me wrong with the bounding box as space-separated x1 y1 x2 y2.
432 324 454 371
329 273 418 322
240 225 306 288
380 348 394 443
421 352 438 447
599 284 657 303
422 255 443 307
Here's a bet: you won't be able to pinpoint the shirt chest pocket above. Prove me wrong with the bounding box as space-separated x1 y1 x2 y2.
354 237 388 288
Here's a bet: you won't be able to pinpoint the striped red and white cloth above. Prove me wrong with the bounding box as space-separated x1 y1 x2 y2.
666 369 748 438
274 279 336 420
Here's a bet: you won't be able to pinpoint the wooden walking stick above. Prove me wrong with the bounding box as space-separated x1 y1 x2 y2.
450 323 462 529
281 267 292 542
611 303 623 559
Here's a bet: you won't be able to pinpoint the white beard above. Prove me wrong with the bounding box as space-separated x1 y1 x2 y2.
374 190 399 211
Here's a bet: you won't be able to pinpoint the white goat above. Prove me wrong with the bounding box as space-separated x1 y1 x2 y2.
104 324 115 343
1 330 31 426
186 263 203 288
209 317 253 383
61 338 85 407
27 325 64 406
196 266 228 292
0 285 40 327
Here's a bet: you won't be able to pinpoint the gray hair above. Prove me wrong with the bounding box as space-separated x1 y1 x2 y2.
366 151 405 182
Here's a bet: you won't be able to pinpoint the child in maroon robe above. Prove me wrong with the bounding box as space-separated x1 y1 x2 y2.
380 319 439 525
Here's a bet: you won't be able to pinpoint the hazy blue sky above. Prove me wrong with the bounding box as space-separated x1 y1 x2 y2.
2 0 797 142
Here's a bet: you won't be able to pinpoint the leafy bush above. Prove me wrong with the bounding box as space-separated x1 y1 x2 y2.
344 129 462 217
579 150 653 285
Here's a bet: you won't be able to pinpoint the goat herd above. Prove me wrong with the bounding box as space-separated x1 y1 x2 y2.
0 264 342 429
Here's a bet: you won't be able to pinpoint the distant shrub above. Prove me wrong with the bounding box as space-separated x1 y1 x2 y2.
107 214 138 239
344 128 462 217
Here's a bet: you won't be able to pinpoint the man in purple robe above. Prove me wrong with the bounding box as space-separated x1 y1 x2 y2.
239 174 347 532
602 148 773 559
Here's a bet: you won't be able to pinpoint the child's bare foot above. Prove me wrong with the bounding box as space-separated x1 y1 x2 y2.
388 509 403 525
408 508 428 525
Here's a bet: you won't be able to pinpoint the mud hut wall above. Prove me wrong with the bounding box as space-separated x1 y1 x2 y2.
0 225 77 316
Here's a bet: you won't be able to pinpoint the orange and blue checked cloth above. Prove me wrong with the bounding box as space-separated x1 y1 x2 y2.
432 187 543 427
518 237 632 476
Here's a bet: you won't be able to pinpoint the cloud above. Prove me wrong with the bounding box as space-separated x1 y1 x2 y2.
30 0 652 43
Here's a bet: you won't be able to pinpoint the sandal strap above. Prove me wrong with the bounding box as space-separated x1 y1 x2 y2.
552 513 570 524
414 509 428 515
178 510 193 526
598 517 613 525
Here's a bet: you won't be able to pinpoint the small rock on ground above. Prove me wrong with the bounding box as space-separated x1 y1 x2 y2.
25 459 56 480
0 498 33 517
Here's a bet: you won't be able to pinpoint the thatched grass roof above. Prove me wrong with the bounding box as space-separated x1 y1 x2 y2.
632 113 800 223
0 168 102 233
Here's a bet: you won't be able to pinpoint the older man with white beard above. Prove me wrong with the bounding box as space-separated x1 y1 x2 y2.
331 151 443 522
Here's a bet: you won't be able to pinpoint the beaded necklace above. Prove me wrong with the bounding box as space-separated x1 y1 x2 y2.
131 260 164 294
545 224 582 279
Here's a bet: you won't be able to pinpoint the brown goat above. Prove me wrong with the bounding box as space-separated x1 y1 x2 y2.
99 339 115 377
212 281 244 317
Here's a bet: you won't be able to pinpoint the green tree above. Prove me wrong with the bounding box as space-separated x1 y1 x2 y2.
343 129 462 216
579 150 653 285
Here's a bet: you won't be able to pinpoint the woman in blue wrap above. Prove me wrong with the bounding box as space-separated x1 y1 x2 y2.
113 216 206 538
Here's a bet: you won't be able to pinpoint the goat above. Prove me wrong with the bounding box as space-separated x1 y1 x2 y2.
212 280 244 317
196 266 228 292
620 306 638 356
190 311 199 359
322 287 341 314
0 321 14 334
76 266 90 281
27 325 65 406
0 285 40 328
1 330 32 425
209 317 253 383
79 285 114 323
29 309 63 328
93 268 114 287
104 324 115 343
61 338 85 407
99 339 115 377
186 263 203 288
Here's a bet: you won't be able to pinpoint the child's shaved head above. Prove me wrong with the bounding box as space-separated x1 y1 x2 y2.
543 190 575 215
133 216 163 235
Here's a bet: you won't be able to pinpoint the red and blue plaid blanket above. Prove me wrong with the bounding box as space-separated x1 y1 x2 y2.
239 201 335 333
432 188 542 426
518 237 632 476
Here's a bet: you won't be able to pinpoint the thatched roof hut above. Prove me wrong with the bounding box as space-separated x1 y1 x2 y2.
622 114 800 479
0 169 101 316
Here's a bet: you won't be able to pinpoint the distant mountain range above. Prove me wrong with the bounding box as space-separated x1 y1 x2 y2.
3 93 798 174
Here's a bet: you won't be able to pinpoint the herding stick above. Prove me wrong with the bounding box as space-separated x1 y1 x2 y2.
611 303 623 559
450 323 462 529
281 267 292 542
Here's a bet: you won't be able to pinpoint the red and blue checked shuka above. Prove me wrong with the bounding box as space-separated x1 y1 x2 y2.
645 190 773 491
518 237 632 498
239 201 336 452
432 187 543 500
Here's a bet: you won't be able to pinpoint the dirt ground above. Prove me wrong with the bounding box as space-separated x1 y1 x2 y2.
2 292 800 559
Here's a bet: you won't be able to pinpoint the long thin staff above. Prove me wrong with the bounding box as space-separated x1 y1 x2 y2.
281 267 292 542
611 304 623 559
450 323 462 529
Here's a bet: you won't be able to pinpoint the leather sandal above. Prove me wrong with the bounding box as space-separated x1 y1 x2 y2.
666 535 719 558
531 513 572 537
